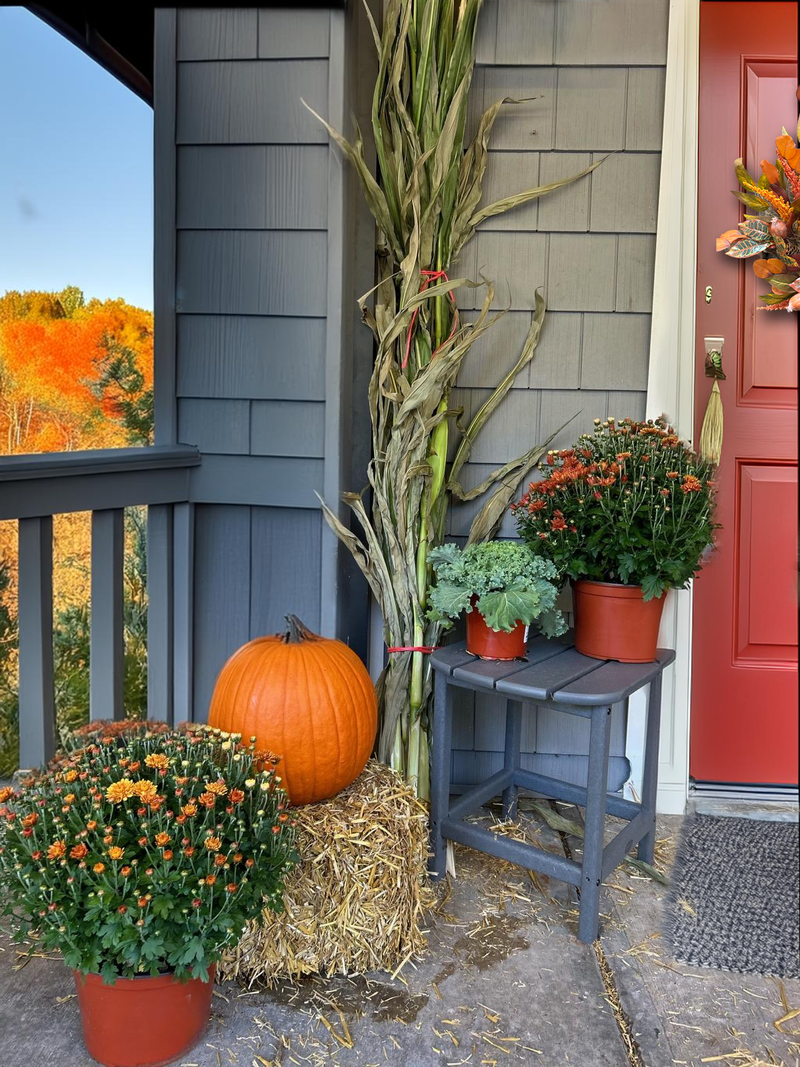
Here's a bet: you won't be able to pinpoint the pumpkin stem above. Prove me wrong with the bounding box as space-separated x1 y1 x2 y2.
282 615 318 644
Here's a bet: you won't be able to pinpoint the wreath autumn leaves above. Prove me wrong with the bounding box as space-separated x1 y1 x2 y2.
716 129 800 312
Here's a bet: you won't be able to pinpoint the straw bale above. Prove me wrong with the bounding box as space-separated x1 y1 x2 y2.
220 760 433 986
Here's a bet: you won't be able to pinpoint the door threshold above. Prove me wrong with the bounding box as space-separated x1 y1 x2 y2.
689 781 798 821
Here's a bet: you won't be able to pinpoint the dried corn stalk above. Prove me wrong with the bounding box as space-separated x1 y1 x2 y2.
309 0 602 798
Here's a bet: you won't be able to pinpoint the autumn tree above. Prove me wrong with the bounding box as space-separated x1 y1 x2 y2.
0 289 154 770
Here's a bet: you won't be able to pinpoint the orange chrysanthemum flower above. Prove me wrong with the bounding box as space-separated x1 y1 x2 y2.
69 843 88 860
199 792 217 809
214 854 226 867
144 753 170 770
105 779 137 804
155 832 171 847
21 813 39 828
63 770 78 783
108 846 124 861
204 836 222 852
226 883 238 894
163 849 174 860
204 874 217 886
93 862 105 874
681 475 703 493
121 866 132 877
181 803 198 817
205 780 228 796
229 789 245 804
0 786 14 803
87 820 98 831
133 780 158 802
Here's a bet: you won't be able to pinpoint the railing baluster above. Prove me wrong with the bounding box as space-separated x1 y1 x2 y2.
147 504 174 723
18 516 55 768
90 509 125 722
173 502 195 725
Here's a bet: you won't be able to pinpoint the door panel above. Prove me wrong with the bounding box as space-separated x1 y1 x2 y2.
741 62 799 401
735 464 798 662
691 2 798 786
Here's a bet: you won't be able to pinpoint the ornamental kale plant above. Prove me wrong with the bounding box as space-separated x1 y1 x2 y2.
0 724 297 984
427 541 567 636
512 416 718 601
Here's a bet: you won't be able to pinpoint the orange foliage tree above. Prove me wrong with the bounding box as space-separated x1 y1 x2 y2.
0 289 153 454
0 288 153 772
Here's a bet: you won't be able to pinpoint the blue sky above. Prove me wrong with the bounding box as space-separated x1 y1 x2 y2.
0 7 153 310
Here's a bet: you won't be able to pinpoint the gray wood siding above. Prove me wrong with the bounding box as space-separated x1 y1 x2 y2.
159 6 374 720
157 2 665 765
449 0 668 785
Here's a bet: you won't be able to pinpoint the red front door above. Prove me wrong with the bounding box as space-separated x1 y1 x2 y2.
691 2 798 786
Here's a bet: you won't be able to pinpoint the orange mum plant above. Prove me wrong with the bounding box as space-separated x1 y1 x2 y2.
0 724 296 984
716 125 800 311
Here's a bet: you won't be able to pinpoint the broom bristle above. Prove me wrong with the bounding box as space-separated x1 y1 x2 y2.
699 380 723 464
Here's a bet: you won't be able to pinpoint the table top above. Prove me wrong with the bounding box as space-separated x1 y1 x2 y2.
430 634 675 706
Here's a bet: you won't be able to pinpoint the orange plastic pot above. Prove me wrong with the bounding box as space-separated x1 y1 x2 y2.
73 966 215 1067
572 580 665 663
466 601 526 660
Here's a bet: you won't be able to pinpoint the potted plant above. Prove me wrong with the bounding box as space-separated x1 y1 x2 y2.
0 724 296 1067
512 416 718 662
427 541 567 660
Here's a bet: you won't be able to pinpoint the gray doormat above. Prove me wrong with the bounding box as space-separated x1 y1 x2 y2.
664 814 799 978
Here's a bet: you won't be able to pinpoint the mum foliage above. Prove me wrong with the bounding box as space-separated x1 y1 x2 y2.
427 541 566 636
512 417 718 602
0 724 296 983
716 127 800 311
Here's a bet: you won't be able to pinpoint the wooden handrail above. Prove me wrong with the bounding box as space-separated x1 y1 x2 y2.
0 446 201 522
0 444 200 481
6 445 202 768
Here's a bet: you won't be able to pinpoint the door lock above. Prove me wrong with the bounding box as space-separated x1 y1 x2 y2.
705 285 713 304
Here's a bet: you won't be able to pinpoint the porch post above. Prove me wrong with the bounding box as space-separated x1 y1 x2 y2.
643 0 700 815
18 516 55 768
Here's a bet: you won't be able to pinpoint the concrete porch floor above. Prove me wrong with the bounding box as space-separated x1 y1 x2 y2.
2 811 799 1067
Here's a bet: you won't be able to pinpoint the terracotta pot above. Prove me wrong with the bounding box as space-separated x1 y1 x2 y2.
466 601 526 660
572 579 665 663
73 965 215 1067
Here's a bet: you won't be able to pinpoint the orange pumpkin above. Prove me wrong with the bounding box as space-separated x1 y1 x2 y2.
208 616 377 806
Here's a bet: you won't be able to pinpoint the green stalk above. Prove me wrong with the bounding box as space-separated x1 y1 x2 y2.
408 244 450 792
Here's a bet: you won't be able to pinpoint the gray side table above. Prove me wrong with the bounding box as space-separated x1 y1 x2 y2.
429 634 675 943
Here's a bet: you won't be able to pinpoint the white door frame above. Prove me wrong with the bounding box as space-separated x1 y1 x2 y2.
644 0 701 814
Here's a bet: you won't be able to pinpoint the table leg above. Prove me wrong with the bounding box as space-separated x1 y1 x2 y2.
637 672 662 865
578 705 612 943
429 670 454 880
501 699 523 819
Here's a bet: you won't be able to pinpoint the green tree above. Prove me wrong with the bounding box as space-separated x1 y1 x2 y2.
0 558 19 777
94 336 154 446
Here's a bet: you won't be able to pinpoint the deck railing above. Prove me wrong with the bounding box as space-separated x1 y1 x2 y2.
0 445 201 768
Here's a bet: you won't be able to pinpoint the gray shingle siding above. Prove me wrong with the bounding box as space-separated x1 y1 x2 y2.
449 0 667 783
166 6 373 717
